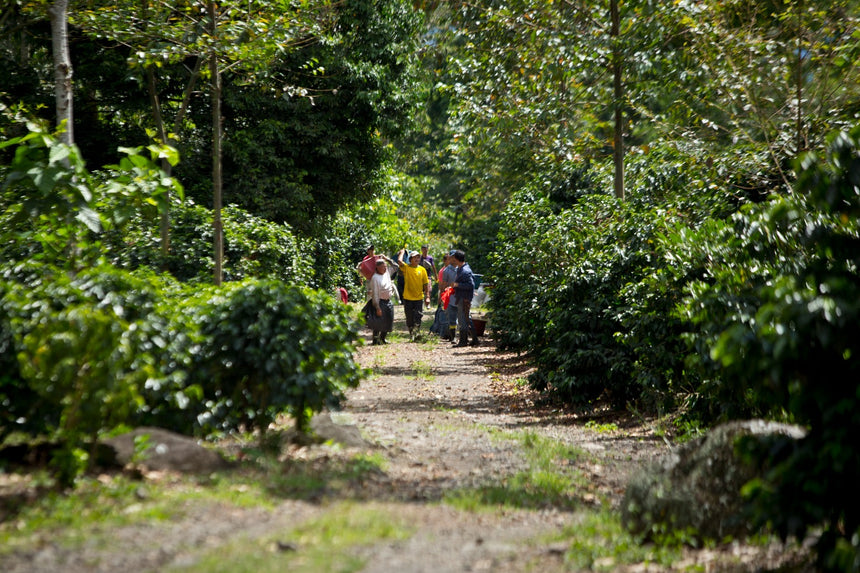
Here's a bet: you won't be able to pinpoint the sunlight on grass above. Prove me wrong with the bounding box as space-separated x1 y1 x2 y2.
444 429 591 512
547 511 686 571
0 474 207 555
169 502 413 573
369 349 388 376
0 450 388 557
407 359 435 382
584 420 620 434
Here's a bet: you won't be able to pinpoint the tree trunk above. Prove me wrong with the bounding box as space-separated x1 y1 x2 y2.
141 0 172 262
610 0 624 200
146 66 172 262
795 0 805 153
47 0 73 146
209 1 223 286
144 56 202 265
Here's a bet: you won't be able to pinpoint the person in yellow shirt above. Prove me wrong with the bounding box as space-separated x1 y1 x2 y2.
397 248 431 341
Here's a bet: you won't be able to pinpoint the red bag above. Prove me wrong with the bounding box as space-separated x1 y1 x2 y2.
440 286 454 310
358 256 376 280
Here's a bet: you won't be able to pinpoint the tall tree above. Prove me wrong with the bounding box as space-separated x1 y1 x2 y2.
208 0 224 284
76 0 343 282
427 0 669 212
610 0 624 199
47 0 73 145
74 0 421 243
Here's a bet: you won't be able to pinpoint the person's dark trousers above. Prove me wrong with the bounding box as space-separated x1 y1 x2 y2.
456 299 479 347
396 275 405 303
446 302 458 342
379 299 395 333
403 299 423 332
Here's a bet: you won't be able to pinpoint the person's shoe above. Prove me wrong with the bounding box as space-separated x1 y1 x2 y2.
470 338 480 347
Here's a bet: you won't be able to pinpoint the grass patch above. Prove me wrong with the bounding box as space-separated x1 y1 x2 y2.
407 360 435 382
416 336 438 350
513 377 529 388
0 472 263 555
369 349 388 376
444 429 591 512
547 510 687 571
251 450 386 499
0 449 387 557
584 420 620 434
169 502 413 573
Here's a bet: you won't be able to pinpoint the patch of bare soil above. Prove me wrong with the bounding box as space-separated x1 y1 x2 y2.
0 306 812 573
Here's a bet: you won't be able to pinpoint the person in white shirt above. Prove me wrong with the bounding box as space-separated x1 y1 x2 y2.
367 259 395 344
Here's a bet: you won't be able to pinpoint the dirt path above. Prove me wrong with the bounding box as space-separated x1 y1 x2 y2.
341 320 667 572
1 307 807 572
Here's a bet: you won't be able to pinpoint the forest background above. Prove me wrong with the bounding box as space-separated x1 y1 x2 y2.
1 0 860 569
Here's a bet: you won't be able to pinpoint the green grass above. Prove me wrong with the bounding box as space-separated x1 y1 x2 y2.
444 429 590 512
369 348 388 376
0 451 387 557
247 450 386 499
0 474 199 555
439 426 694 570
168 502 413 573
546 511 688 571
407 359 435 382
584 420 620 434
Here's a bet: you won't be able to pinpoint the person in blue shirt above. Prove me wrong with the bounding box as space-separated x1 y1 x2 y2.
450 249 479 347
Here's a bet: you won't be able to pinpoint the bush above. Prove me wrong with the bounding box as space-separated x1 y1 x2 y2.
1 264 367 482
109 201 312 285
190 279 365 435
677 127 860 569
0 123 365 483
0 264 167 485
488 146 735 411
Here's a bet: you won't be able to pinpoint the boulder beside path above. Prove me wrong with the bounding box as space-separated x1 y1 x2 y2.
101 427 230 474
621 419 806 541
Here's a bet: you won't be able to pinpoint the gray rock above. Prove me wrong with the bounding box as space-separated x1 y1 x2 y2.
309 413 370 448
101 427 230 473
621 419 806 541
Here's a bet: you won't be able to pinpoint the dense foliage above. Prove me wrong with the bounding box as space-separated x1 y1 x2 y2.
488 127 860 567
687 130 860 569
0 262 364 485
0 124 365 486
107 201 312 284
193 280 364 435
488 146 734 410
3 0 860 568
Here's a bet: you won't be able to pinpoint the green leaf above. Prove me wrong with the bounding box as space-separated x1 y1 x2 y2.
76 207 103 233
